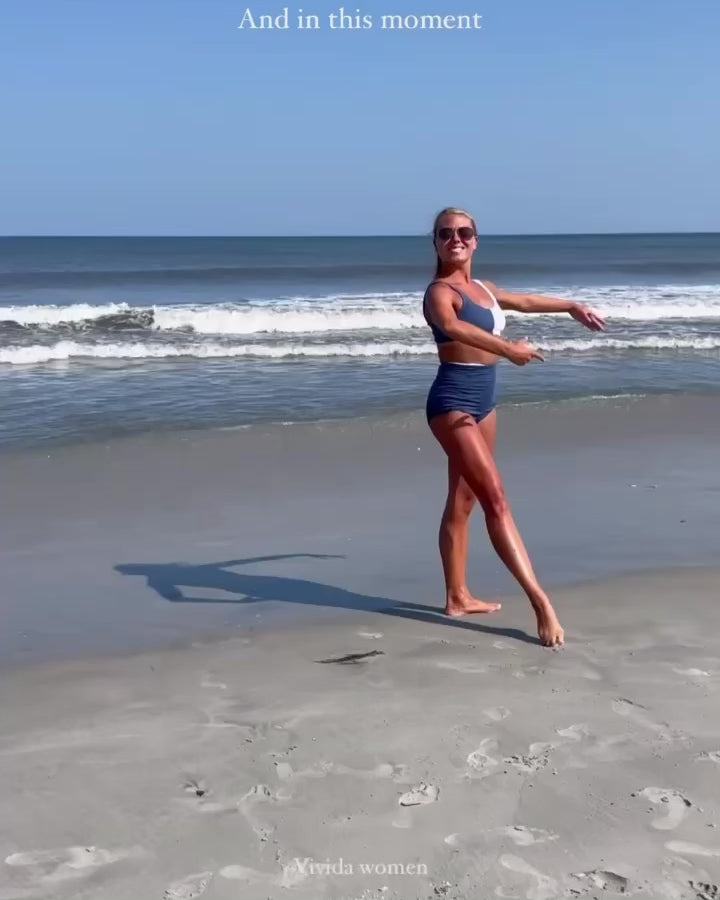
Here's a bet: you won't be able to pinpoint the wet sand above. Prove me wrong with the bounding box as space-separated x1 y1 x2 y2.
2 393 719 666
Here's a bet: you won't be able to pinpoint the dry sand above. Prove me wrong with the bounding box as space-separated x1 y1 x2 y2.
2 568 720 900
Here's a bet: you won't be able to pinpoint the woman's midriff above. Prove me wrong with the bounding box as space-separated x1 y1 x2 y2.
437 343 500 366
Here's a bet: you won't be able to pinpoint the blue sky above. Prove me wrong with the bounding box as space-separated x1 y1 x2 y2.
1 0 719 235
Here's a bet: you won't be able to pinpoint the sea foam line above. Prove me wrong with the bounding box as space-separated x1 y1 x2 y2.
4 285 720 334
3 335 720 366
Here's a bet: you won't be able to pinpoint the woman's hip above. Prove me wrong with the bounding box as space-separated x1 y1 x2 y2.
426 362 497 422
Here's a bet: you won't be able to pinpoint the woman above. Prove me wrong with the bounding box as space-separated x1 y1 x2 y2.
423 207 605 647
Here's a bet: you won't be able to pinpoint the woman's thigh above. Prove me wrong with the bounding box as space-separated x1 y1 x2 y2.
432 411 504 508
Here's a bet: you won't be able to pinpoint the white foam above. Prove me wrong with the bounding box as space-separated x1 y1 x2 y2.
153 304 425 334
5 332 720 367
0 339 436 365
4 283 720 336
538 336 720 352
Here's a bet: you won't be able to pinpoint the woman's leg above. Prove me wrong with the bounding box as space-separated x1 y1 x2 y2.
441 412 502 616
430 411 564 647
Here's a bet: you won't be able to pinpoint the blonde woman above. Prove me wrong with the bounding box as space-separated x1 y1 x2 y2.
423 208 604 646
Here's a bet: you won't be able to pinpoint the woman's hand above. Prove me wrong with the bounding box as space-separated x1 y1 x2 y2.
505 339 545 366
570 303 605 331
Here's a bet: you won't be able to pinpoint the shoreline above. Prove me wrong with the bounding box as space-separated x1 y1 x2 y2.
3 391 720 669
2 385 718 457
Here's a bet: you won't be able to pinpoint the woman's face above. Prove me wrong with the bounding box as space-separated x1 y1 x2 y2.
434 214 477 267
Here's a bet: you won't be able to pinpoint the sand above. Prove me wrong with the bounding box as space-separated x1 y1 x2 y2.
3 393 720 666
3 568 720 900
2 394 720 899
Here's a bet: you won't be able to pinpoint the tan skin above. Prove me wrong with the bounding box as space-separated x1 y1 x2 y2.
426 213 605 647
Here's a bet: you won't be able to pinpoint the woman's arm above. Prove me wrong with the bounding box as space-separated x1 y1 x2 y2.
485 281 605 331
426 283 544 364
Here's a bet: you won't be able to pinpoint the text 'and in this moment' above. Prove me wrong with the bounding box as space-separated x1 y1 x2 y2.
238 7 483 30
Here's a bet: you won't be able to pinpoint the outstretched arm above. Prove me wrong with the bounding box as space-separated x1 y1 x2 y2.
217 554 344 568
487 281 605 331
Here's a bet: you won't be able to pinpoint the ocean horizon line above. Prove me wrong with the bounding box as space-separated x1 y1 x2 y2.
2 230 719 240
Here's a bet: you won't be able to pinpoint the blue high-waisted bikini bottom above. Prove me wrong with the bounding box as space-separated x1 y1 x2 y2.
426 362 497 424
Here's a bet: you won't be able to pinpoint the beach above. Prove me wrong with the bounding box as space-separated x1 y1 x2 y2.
4 0 720 888
3 393 720 899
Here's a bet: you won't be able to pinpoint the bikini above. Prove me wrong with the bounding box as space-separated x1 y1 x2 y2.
423 280 507 424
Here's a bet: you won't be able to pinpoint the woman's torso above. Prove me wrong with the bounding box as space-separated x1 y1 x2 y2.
424 278 506 365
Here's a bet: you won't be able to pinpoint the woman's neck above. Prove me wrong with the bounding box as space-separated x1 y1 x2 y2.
438 264 472 282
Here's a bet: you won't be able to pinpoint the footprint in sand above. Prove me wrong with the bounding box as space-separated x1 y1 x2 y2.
221 862 308 889
221 859 310 889
557 723 591 742
239 784 283 841
696 751 720 764
466 738 500 776
673 667 712 678
4 846 145 884
501 724 591 772
183 778 208 798
274 761 294 781
498 854 558 900
179 777 242 814
398 783 439 806
504 754 548 774
484 707 511 722
163 871 213 899
570 869 629 894
611 697 679 741
183 781 285 829
219 864 266 884
200 672 228 690
488 826 558 847
333 761 410 781
666 841 720 859
690 881 720 899
639 788 692 830
529 723 590 755
278 759 407 784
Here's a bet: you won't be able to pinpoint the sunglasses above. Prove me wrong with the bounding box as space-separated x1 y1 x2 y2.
436 226 475 242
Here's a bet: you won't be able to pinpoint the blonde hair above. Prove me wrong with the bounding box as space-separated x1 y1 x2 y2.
431 207 478 277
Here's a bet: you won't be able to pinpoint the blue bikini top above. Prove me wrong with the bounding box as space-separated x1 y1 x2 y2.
423 280 506 344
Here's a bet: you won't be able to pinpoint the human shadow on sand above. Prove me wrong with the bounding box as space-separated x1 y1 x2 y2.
115 553 539 645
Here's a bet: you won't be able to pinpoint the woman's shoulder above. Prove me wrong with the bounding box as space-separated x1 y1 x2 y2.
474 277 500 294
425 279 462 302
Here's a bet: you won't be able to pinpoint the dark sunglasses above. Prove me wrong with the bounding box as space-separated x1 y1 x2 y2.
436 226 475 242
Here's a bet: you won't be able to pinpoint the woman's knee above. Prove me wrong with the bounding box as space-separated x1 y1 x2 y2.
477 478 509 519
445 490 476 522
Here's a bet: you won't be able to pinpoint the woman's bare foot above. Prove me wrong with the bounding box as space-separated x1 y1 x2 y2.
533 601 564 647
445 589 502 617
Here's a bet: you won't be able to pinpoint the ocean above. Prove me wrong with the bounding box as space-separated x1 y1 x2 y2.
2 233 719 450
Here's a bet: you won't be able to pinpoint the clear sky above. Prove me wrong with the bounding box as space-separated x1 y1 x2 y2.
1 0 719 235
